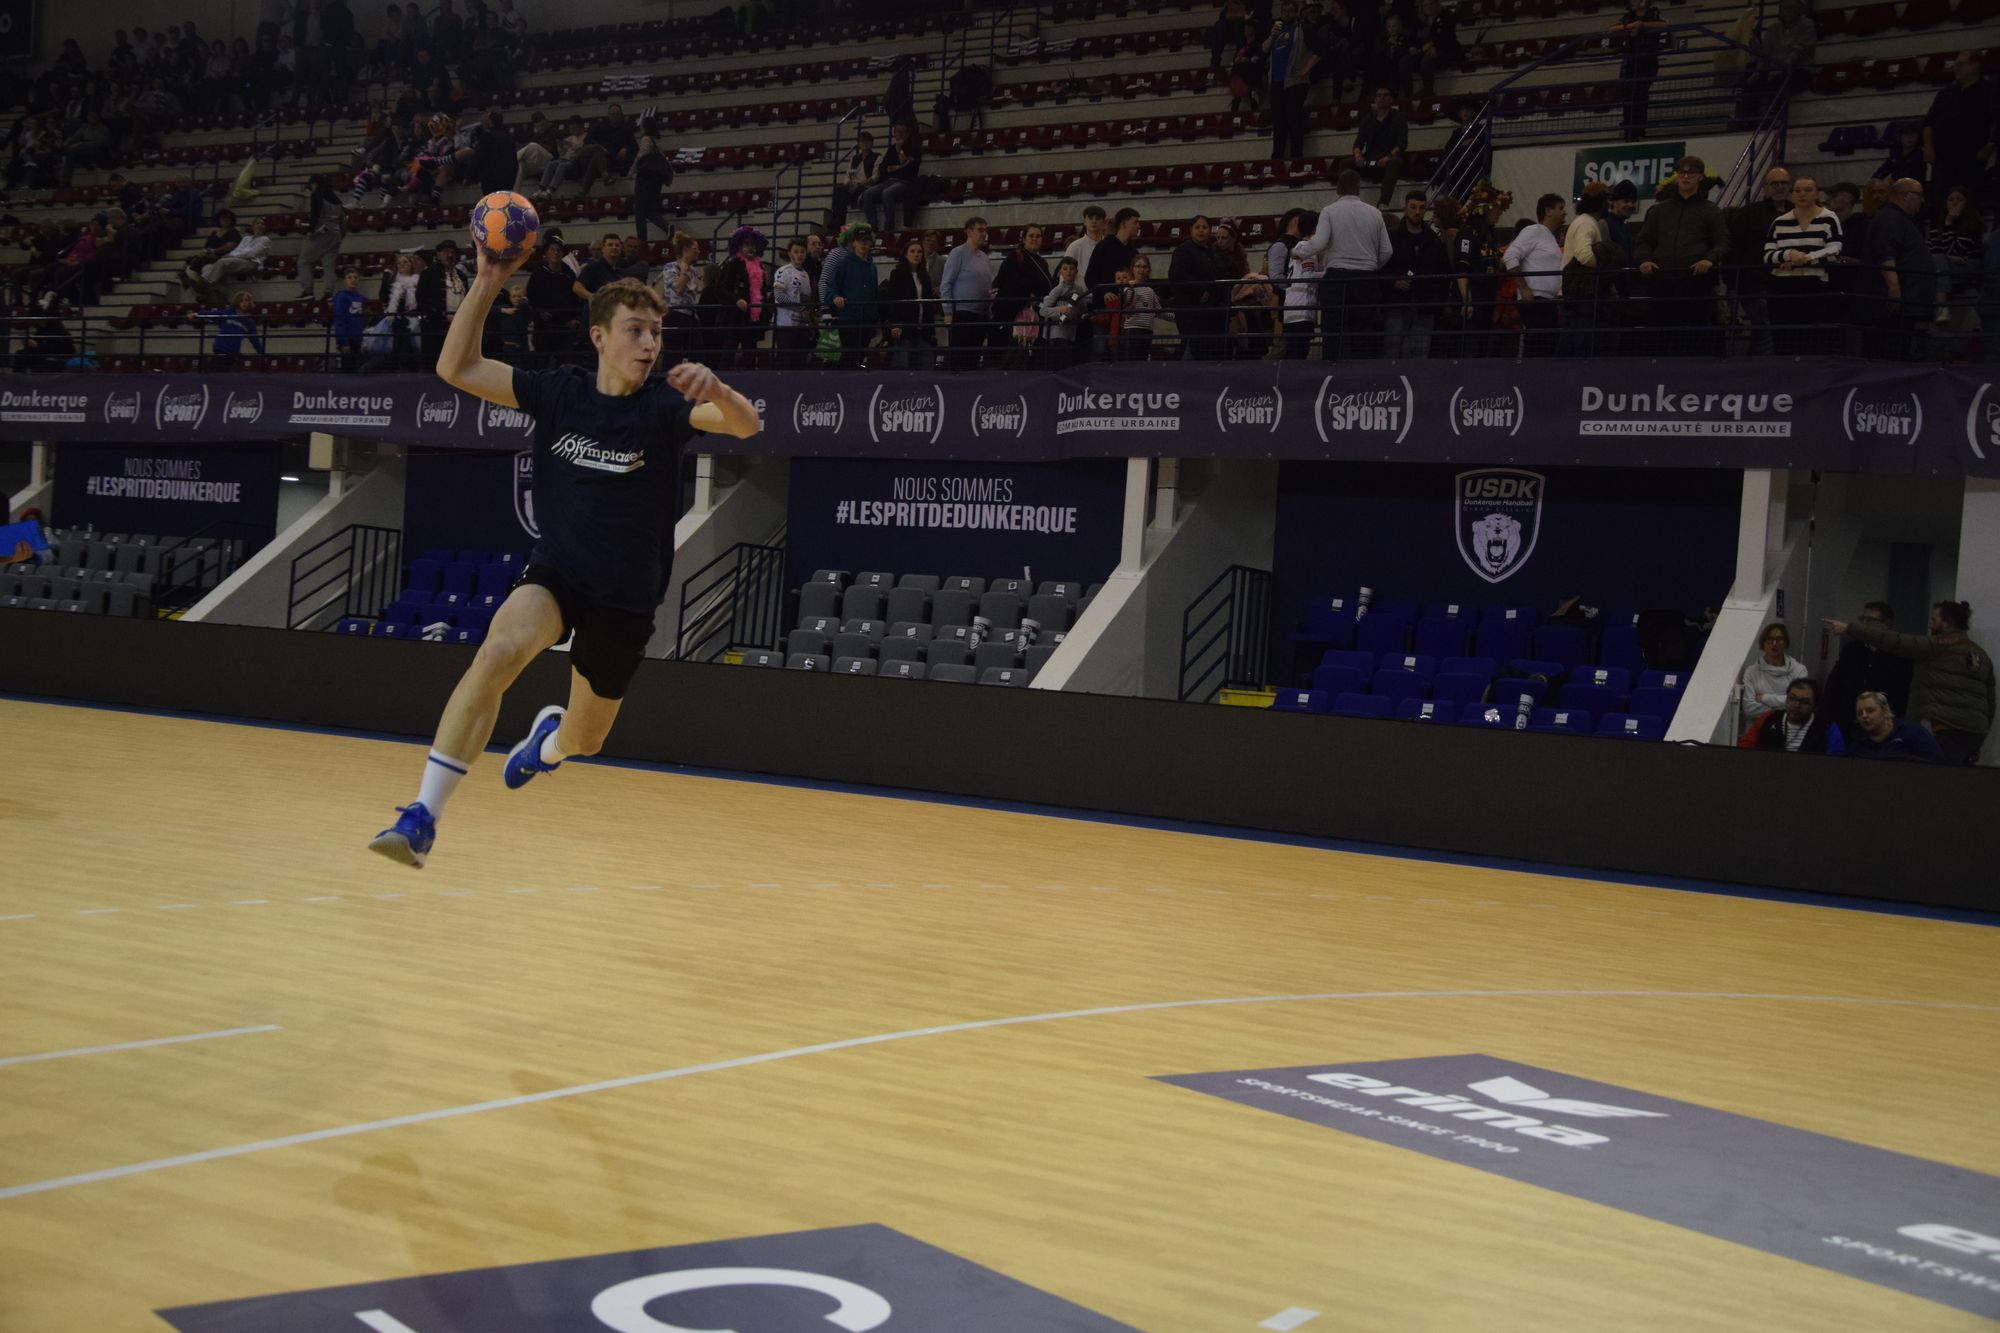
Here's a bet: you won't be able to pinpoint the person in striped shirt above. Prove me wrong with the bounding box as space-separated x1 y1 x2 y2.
1762 175 1842 355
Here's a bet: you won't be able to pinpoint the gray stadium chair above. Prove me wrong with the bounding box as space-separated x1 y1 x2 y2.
0 595 24 610
885 586 930 624
741 650 784 668
1026 595 1074 631
17 576 52 600
974 641 1022 671
27 598 58 612
931 588 977 626
809 569 850 588
880 660 928 680
978 591 1024 628
1026 644 1059 677
785 652 829 672
831 632 879 660
58 600 90 613
928 663 977 684
797 614 840 636
855 570 894 590
49 577 82 602
833 656 879 676
980 667 1029 687
896 573 941 592
926 641 971 668
989 577 1029 597
839 618 886 640
1036 580 1080 600
839 586 885 622
105 585 142 618
786 629 831 657
83 542 116 573
112 544 157 580
798 582 841 620
941 575 986 595
880 637 924 664
886 621 933 642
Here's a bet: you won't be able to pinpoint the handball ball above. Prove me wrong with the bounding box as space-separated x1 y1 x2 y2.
470 191 539 261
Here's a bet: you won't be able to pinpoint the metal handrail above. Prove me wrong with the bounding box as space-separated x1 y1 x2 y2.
1179 564 1271 703
675 540 785 662
287 522 401 629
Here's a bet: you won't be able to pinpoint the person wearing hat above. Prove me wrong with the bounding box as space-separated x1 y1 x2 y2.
417 237 471 370
1604 178 1639 252
819 222 879 367
709 225 773 368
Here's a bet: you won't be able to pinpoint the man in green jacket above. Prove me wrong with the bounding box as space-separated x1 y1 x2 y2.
1634 156 1730 355
1825 599 1994 765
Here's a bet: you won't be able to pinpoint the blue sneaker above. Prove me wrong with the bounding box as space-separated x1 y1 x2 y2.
503 704 566 790
368 802 436 868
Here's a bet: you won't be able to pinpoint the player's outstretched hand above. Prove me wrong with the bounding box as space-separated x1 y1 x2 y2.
667 361 723 404
474 245 532 284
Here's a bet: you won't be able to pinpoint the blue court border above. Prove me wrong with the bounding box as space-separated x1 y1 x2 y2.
9 689 1996 927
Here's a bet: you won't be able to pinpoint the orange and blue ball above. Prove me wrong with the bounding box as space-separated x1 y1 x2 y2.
470 191 539 261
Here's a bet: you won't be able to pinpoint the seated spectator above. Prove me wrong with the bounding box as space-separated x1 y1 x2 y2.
331 268 368 372
533 116 590 201
1826 601 1993 765
1737 677 1844 754
860 122 923 234
1352 87 1407 204
181 209 242 284
1763 175 1843 354
199 289 266 367
612 236 652 284
1824 602 1914 723
1846 691 1945 763
828 130 877 231
1740 622 1807 723
1411 0 1461 98
58 111 111 185
879 234 938 369
1873 122 1926 184
1737 0 1815 122
511 110 556 193
587 102 638 184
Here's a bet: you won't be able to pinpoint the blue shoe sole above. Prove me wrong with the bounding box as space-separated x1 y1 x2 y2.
504 704 566 790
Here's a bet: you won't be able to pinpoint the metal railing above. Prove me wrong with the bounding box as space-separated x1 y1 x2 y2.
675 540 785 662
1180 564 1271 704
287 522 401 630
152 520 261 613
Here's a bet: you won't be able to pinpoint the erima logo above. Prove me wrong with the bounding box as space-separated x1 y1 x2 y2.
1215 386 1281 433
1841 386 1920 445
793 392 846 433
1308 1070 1662 1147
223 391 264 425
970 392 1028 438
1449 385 1524 438
1315 375 1414 444
102 391 142 424
868 384 944 444
154 384 209 430
416 392 461 430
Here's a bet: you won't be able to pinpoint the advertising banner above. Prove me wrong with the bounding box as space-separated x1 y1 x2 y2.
50 442 281 540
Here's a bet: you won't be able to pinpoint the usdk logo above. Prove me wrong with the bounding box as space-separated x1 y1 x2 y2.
1841 386 1921 446
1306 1069 1663 1148
1448 384 1525 438
222 390 264 425
970 391 1028 439
1455 467 1545 584
415 391 461 431
1215 384 1282 433
511 451 538 538
477 400 534 438
868 384 944 444
793 390 846 434
154 384 210 431
1967 383 1998 461
1314 374 1414 444
101 390 142 425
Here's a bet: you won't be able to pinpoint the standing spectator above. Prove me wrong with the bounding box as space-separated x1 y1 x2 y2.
1298 168 1394 359
415 238 469 369
1452 186 1504 356
1037 255 1088 367
1764 175 1843 354
1611 0 1667 140
1727 165 1791 356
525 237 584 366
819 222 880 367
772 237 817 369
1737 678 1844 754
655 231 704 363
469 109 518 197
576 235 626 296
939 216 996 370
1873 122 1926 185
1351 87 1407 204
829 130 877 231
1604 178 1639 253
631 117 674 244
1116 264 1162 362
1226 13 1266 114
1384 190 1446 359
1266 206 1312 351
1084 206 1142 361
1503 192 1565 356
1737 0 1815 124
371 254 421 371
1923 53 1998 209
1561 182 1618 356
922 231 947 291
1826 602 1993 765
1168 215 1226 360
331 267 368 372
1063 205 1109 287
995 223 1055 363
1845 691 1945 763
1209 0 1251 69
1634 156 1729 355
1277 210 1324 358
1739 623 1808 724
1265 2 1312 163
1929 187 1983 336
613 235 653 284
1824 181 1861 227
859 123 923 235
880 235 939 369
1212 220 1269 359
709 226 772 367
803 231 827 291
1825 603 1915 723
200 291 265 368
1858 178 1934 360
297 174 347 299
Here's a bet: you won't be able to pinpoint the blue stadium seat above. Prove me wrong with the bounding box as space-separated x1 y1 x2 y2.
380 602 424 626
406 559 442 594
1332 692 1392 719
1558 683 1623 716
1529 707 1593 735
1371 596 1419 621
1460 704 1520 729
1475 620 1532 663
1420 599 1477 621
440 562 478 600
1484 603 1539 628
1596 713 1667 741
335 617 372 635
1370 669 1431 704
1431 672 1492 708
1377 652 1435 678
1638 669 1690 692
1508 657 1565 682
1395 698 1457 724
1319 648 1375 677
446 626 486 645
1816 123 1880 156
456 551 492 565
476 564 513 597
1440 656 1498 680
1532 624 1590 668
1628 687 1682 720
374 622 406 639
1572 665 1631 695
1414 616 1471 658
1310 664 1366 696
1272 688 1331 713
1600 615 1645 672
1355 615 1411 656
418 547 452 565
1291 598 1358 652
1491 676 1547 709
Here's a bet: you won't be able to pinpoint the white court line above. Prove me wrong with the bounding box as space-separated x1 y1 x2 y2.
2 991 1993 1203
0 914 36 921
354 1312 423 1333
302 896 341 903
157 904 199 911
630 884 663 892
1261 1309 1321 1331
232 899 270 906
369 894 406 901
0 1025 279 1070
439 890 474 898
76 908 121 916
505 888 538 895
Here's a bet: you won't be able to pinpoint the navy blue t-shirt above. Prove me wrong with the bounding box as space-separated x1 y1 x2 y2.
512 364 702 614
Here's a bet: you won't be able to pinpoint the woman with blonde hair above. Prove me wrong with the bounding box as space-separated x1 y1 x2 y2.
1740 622 1808 723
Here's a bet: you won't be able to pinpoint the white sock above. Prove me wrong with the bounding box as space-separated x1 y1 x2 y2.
416 749 471 817
538 728 569 766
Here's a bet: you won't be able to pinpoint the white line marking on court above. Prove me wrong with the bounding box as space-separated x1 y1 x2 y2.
0 914 36 921
157 904 199 911
1260 1309 1321 1331
977 883 1008 889
439 890 473 897
750 883 783 890
302 896 341 903
1258 891 1283 897
1310 894 1339 900
1146 888 1174 894
354 1312 423 1333
1092 886 1119 893
1366 895 1394 902
864 882 896 889
1203 889 1227 895
8 990 1994 1202
231 899 270 906
630 884 663 892
1419 897 1451 905
920 883 953 889
369 894 405 901
505 888 538 895
76 908 121 915
0 1025 279 1069
809 882 842 889
687 883 720 890
570 885 601 893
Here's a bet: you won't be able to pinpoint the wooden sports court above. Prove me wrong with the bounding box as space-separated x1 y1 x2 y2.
2 696 1996 1332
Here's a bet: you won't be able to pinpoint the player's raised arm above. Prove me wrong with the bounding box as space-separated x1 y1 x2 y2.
437 244 528 408
669 361 762 439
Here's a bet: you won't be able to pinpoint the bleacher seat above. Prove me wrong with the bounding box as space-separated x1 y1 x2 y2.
1415 616 1472 658
929 663 978 684
787 629 831 657
881 637 924 663
1491 676 1548 709
1025 643 1059 677
832 632 880 660
1291 598 1358 652
1395 699 1457 723
1440 656 1498 680
1596 713 1667 741
1529 707 1593 735
1460 704 1521 729
885 587 930 623
799 582 841 620
1272 688 1331 713
1319 648 1375 677
980 667 1029 686
932 589 978 625
786 652 829 672
1628 687 1682 720
799 614 840 636
978 591 1025 628
1355 616 1411 656
1476 620 1533 662
897 574 941 592
1370 670 1432 705
834 656 879 676
855 571 894 591
1430 672 1492 709
1558 683 1623 716
1310 664 1366 696
881 660 928 679
741 650 783 668
1532 624 1590 668
1332 692 1392 719
840 586 885 622
1025 594 1073 630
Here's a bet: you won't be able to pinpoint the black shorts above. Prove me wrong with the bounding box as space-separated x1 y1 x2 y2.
515 565 657 700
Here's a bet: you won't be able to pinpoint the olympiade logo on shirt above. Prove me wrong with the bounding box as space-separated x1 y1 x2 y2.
551 432 646 473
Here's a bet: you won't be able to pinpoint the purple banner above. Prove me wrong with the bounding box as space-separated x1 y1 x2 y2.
0 360 1993 475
